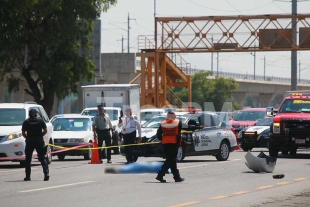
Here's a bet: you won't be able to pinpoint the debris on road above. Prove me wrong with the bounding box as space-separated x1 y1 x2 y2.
245 151 277 173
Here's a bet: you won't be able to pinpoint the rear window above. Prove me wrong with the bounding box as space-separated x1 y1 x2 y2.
53 118 91 131
0 109 26 126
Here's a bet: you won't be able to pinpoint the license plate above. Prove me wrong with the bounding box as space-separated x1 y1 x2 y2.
295 139 305 144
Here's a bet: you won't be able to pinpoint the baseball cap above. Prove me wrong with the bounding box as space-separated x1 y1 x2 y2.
97 105 104 110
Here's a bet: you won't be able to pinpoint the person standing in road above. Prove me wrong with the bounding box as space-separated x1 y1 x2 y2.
92 105 114 163
156 111 185 183
22 109 49 181
118 107 141 164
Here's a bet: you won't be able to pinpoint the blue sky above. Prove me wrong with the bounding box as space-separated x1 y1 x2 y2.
100 0 310 79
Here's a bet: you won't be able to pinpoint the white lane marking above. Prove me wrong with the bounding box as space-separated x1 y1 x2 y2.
19 181 94 193
179 159 241 170
0 168 37 174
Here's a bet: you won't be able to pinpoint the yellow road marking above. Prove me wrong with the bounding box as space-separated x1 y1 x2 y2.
276 182 292 185
170 201 202 207
232 191 249 195
256 185 274 190
294 177 308 181
210 195 230 200
19 181 94 193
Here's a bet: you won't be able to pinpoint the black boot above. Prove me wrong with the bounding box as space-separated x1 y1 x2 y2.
44 174 50 181
173 170 185 182
24 177 31 181
156 170 166 183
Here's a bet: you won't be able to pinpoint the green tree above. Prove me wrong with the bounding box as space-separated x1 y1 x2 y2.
172 71 238 111
0 0 117 116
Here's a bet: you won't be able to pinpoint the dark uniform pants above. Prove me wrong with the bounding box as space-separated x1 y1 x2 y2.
158 144 180 178
25 140 49 177
96 130 112 160
123 131 136 163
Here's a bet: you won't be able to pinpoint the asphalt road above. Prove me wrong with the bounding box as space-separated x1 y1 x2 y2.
1 148 310 207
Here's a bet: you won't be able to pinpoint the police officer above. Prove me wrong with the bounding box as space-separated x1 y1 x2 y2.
22 109 49 181
156 111 184 183
92 105 114 163
118 107 141 164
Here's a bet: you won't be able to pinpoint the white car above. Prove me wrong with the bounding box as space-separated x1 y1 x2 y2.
51 114 94 160
0 102 53 167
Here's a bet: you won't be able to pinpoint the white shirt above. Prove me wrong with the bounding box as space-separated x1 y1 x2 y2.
118 116 141 137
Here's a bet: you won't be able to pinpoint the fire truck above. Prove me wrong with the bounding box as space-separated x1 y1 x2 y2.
269 92 310 157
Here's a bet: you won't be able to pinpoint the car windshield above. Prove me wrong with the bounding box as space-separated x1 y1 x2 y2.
82 109 119 121
0 109 26 126
279 99 310 113
53 118 91 131
233 111 265 121
142 116 186 128
141 111 163 122
255 117 273 126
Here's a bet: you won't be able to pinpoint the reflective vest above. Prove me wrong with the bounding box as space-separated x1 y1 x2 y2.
161 119 179 144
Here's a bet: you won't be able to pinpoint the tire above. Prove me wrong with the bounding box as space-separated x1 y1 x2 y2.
216 140 230 161
57 154 66 161
46 141 53 165
241 146 253 152
84 143 92 160
282 150 289 155
269 142 278 157
176 145 186 162
133 155 138 162
19 161 25 167
290 148 297 155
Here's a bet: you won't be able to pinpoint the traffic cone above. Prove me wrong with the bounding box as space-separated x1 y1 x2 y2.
88 139 102 164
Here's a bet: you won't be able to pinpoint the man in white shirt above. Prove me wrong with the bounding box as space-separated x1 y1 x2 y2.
118 107 141 164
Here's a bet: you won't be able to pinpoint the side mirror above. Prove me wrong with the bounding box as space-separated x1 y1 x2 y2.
266 106 274 117
254 123 257 126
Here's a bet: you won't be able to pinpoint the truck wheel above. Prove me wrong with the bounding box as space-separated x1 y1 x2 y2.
57 154 66 161
216 140 230 161
290 148 297 155
282 150 288 155
241 146 253 152
269 143 278 157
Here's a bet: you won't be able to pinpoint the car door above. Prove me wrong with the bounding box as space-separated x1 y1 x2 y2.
213 115 236 148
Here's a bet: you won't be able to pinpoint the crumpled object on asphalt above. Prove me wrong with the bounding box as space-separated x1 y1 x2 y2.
245 151 277 173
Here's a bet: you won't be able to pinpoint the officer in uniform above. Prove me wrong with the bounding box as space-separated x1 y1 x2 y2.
118 107 141 164
156 111 185 183
92 105 114 163
22 109 49 181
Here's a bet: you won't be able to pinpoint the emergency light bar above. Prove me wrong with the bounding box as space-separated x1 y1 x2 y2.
289 93 310 97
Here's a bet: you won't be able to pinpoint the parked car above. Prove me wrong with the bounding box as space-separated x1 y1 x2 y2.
51 114 94 160
120 112 237 162
0 102 53 167
140 108 165 125
238 117 273 151
228 108 266 134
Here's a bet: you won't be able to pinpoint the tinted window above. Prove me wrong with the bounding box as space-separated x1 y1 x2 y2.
212 115 221 126
141 111 162 122
233 111 265 121
256 118 273 126
53 118 91 131
199 114 212 127
142 117 166 128
39 107 49 122
279 99 310 113
0 109 26 126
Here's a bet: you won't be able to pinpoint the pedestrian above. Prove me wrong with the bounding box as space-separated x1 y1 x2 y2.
118 107 141 164
156 111 185 182
92 105 114 163
22 109 49 181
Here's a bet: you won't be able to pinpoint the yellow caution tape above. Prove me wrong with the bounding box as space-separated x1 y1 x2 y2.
47 141 161 150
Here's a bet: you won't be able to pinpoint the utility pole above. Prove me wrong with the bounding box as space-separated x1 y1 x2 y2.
299 59 301 83
211 35 214 73
264 56 266 81
117 36 126 53
216 52 219 76
250 46 256 80
291 0 297 90
127 13 136 53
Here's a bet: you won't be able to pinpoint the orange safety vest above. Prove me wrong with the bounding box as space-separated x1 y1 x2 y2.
161 119 179 144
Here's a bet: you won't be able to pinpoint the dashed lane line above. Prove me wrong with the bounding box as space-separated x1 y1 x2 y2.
276 182 292 185
19 181 94 193
169 201 202 207
294 177 308 181
210 195 230 200
232 191 250 195
256 185 274 190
